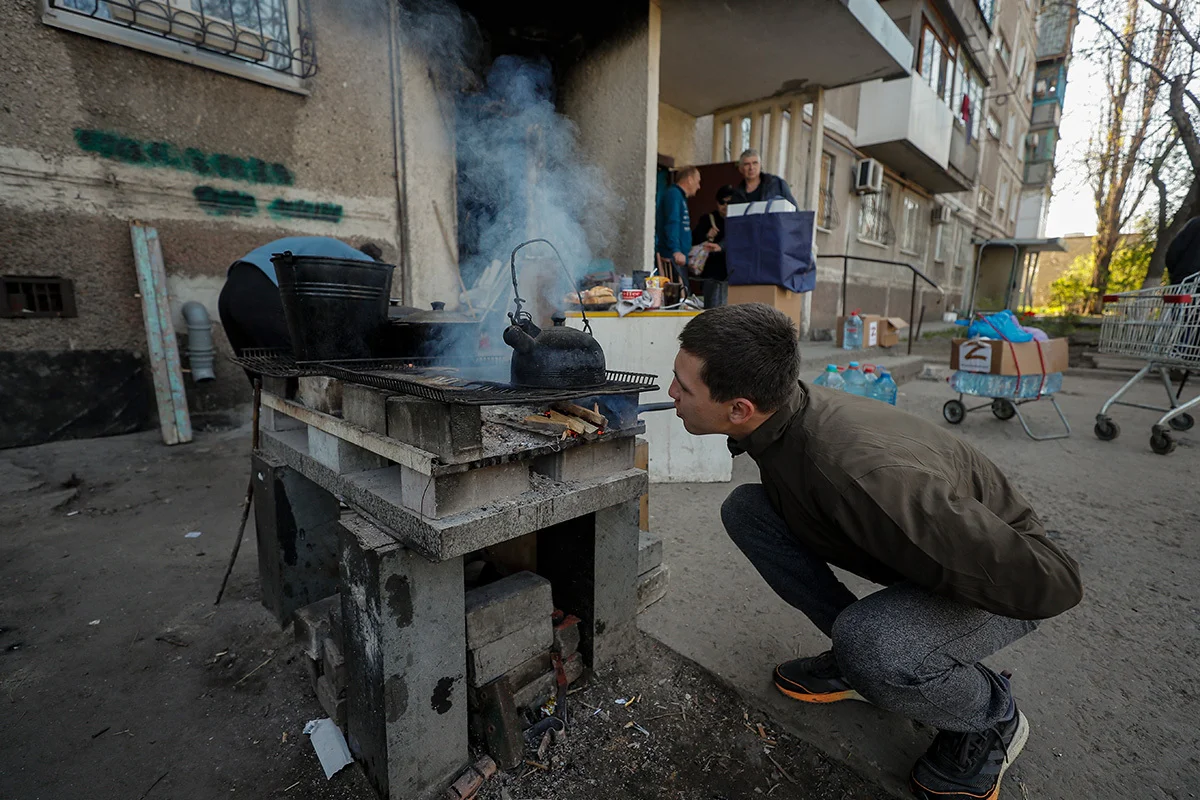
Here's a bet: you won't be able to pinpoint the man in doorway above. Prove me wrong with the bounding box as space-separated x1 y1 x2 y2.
656 166 701 272
732 148 797 206
667 303 1083 800
217 236 382 359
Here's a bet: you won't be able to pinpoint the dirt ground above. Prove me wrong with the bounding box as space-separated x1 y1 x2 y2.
0 421 878 800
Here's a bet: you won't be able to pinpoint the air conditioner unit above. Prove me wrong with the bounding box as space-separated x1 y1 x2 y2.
931 204 953 225
1026 132 1041 149
855 159 884 195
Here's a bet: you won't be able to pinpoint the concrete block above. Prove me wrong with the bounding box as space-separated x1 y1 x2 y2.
341 383 392 434
298 376 343 414
503 651 551 693
316 674 347 729
262 376 292 398
533 436 635 483
304 656 321 692
511 652 584 713
294 594 341 660
323 637 346 692
387 397 483 460
468 616 553 687
638 533 662 575
339 514 468 800
464 571 553 648
260 404 303 433
637 564 670 613
400 462 529 519
553 615 580 657
308 426 388 474
253 454 342 625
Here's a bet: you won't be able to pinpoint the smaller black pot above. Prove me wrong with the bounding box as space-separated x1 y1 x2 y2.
380 302 482 360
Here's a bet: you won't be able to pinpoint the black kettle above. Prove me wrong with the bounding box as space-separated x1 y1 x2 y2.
504 312 606 388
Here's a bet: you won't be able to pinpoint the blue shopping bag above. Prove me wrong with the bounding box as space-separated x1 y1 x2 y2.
725 203 817 293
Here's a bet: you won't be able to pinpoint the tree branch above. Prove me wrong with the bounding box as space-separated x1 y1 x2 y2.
1141 0 1200 55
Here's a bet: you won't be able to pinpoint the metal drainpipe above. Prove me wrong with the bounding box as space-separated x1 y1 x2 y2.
180 301 216 382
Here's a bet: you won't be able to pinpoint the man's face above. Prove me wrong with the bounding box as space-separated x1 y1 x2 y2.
682 173 701 198
739 156 761 181
668 349 732 435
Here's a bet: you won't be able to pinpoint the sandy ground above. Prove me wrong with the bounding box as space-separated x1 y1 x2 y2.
641 372 1200 799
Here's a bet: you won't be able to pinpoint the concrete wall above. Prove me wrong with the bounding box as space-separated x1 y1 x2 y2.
656 102 700 166
563 6 660 274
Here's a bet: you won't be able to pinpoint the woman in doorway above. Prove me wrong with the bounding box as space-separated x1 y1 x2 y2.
692 185 736 308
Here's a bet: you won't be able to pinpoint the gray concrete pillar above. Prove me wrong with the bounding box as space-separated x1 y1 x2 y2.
340 514 468 800
251 453 342 625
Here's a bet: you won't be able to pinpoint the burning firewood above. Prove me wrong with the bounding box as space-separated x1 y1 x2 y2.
552 402 608 429
523 404 606 437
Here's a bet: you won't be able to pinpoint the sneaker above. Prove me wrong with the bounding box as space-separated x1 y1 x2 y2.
773 650 865 704
910 709 1030 800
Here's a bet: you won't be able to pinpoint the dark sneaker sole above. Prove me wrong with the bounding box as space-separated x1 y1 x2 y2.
773 668 866 704
910 711 1029 800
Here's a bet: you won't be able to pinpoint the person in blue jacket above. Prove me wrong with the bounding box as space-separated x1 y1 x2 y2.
656 166 702 271
217 236 382 358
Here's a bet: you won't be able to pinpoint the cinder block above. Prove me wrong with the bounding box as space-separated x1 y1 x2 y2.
260 405 303 432
294 594 341 659
400 462 529 519
262 376 292 398
503 651 551 693
553 614 581 656
341 384 392 434
511 652 584 712
533 436 635 483
323 637 346 692
637 564 670 613
304 656 321 693
308 427 388 474
298 376 343 414
316 674 346 729
468 616 552 687
638 533 663 575
387 397 483 460
465 571 553 648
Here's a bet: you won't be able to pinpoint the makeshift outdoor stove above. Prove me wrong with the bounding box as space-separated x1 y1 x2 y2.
233 243 664 800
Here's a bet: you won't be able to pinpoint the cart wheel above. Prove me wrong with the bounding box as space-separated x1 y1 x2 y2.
1093 418 1120 441
943 400 966 425
1168 413 1194 432
1150 431 1176 455
991 399 1017 421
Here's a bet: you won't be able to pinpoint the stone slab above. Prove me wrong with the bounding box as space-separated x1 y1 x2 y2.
532 436 635 483
467 616 553 688
342 383 392 434
638 532 662 575
510 651 584 713
464 572 553 648
637 564 670 613
294 594 341 660
387 397 483 461
400 461 530 519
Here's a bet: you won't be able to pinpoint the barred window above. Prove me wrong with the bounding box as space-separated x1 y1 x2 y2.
900 194 927 255
48 0 316 82
857 183 893 245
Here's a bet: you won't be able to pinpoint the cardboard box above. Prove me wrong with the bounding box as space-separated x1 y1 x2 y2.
835 315 910 348
950 337 1069 376
728 284 803 331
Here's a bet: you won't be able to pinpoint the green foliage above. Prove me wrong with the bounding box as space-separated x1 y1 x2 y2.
1049 235 1154 313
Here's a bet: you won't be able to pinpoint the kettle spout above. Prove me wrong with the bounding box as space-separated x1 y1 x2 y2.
503 324 537 354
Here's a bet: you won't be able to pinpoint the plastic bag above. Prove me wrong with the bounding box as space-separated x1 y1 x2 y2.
955 310 1033 342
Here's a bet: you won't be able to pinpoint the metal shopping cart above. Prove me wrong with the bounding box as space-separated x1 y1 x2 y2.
1093 274 1200 454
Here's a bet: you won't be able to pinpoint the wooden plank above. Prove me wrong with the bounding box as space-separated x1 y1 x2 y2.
544 410 597 435
130 223 192 445
261 392 436 475
552 402 607 428
635 437 649 532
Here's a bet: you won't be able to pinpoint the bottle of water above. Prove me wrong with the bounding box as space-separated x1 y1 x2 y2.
871 369 898 405
814 364 846 391
948 371 1064 398
843 361 869 396
842 310 864 351
863 365 878 384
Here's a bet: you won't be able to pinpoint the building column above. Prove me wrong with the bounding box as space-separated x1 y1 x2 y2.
767 105 784 174
801 88 826 340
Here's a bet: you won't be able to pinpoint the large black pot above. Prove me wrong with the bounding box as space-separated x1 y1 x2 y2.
272 252 393 362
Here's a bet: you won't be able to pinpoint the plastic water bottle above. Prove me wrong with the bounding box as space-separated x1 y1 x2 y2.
863 365 878 384
872 369 898 405
814 364 846 391
843 362 868 396
842 310 864 351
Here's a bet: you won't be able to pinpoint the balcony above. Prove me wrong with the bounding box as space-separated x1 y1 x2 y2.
855 76 971 194
1030 102 1062 129
659 0 912 116
1024 160 1053 187
949 124 979 184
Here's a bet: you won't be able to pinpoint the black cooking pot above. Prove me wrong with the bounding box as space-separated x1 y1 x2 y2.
504 312 606 388
381 301 482 360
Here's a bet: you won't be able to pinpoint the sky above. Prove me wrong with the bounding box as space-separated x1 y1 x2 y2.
1044 14 1104 237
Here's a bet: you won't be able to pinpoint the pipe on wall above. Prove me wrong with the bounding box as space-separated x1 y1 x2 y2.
181 301 216 382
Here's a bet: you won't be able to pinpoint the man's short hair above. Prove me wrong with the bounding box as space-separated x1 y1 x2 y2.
678 303 799 411
738 149 760 163
676 165 699 182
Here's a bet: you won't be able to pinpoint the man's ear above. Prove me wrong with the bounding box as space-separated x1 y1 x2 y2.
729 398 758 425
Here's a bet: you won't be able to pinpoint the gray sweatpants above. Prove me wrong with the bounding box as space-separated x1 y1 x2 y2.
722 484 1037 733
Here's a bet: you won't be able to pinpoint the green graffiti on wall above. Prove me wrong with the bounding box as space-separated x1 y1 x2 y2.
193 186 259 217
74 129 294 186
268 198 344 224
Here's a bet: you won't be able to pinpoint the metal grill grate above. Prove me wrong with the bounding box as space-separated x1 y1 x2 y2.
231 349 659 406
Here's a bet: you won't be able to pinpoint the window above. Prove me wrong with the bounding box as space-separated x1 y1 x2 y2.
1034 64 1061 101
777 111 791 176
817 153 837 230
900 194 927 255
979 186 995 216
44 0 315 88
858 183 893 244
995 32 1012 71
1014 43 1028 81
740 116 752 153
954 60 985 140
2 276 77 318
986 113 1002 139
997 177 1010 213
977 0 997 25
919 22 958 104
934 222 947 262
1006 113 1016 148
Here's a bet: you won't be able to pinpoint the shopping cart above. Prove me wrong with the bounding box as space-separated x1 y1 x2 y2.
942 314 1071 441
1093 274 1200 454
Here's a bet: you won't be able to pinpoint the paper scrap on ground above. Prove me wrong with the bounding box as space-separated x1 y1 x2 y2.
304 718 353 779
185 531 202 538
